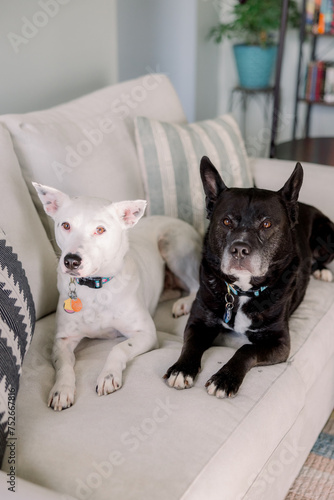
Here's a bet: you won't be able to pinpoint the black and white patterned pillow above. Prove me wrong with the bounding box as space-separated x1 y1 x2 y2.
0 229 35 466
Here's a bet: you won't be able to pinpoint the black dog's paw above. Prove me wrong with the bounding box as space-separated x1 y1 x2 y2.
313 267 333 282
205 367 244 399
163 362 200 390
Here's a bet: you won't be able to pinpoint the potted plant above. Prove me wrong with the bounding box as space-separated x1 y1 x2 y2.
209 0 300 89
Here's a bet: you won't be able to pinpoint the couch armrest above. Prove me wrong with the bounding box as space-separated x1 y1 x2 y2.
250 157 334 221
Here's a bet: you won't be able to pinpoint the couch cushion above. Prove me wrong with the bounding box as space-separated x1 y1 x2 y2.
135 114 252 235
0 229 35 467
0 124 58 319
6 276 334 500
1 75 187 243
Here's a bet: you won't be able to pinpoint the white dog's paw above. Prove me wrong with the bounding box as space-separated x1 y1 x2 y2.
172 294 195 318
96 371 123 396
313 268 333 282
48 383 75 411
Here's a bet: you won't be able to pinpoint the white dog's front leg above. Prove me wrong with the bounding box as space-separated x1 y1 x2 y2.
48 336 81 411
172 291 197 318
96 321 157 396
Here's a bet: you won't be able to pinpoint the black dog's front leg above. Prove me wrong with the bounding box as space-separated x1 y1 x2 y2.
164 318 220 390
206 335 290 398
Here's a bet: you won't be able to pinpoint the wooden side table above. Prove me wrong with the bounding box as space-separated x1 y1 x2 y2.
275 137 334 166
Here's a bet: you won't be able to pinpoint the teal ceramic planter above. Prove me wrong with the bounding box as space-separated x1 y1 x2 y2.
233 44 277 89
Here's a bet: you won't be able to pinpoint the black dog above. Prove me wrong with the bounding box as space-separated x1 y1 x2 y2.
164 156 334 398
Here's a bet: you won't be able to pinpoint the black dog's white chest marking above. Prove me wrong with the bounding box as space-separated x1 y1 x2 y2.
223 296 251 335
223 277 268 335
233 296 251 334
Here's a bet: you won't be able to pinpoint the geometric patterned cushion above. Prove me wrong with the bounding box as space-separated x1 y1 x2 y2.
0 229 35 467
135 114 253 236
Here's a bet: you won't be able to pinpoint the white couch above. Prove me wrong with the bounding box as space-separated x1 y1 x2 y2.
0 75 334 500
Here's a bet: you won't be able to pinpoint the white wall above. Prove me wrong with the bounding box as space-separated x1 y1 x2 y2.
0 0 117 114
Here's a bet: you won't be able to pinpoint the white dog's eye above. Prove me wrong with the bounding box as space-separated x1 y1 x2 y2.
61 222 71 231
95 226 106 235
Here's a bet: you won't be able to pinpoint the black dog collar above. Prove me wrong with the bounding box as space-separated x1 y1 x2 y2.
76 277 114 289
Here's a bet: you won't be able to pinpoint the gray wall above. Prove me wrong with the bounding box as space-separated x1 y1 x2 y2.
117 0 219 122
0 0 117 114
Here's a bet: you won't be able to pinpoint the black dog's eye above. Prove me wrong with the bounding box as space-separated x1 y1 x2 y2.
262 220 272 229
61 222 70 231
223 218 233 228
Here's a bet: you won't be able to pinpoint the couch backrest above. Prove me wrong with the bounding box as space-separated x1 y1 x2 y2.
0 74 187 318
250 157 334 222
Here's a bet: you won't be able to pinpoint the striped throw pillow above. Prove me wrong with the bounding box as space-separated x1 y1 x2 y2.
135 115 253 235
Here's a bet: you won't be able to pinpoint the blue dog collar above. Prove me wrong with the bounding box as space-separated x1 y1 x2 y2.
225 281 267 297
76 277 114 289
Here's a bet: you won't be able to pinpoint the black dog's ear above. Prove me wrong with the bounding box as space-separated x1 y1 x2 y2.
279 162 304 203
277 162 304 226
200 156 227 219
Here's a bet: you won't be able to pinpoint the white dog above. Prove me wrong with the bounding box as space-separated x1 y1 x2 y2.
33 183 201 411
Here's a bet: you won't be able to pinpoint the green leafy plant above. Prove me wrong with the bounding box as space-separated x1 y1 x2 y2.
209 0 300 47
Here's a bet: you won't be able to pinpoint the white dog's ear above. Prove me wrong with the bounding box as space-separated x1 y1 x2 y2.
32 182 70 219
113 200 147 228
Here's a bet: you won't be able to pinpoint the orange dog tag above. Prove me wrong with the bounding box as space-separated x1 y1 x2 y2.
71 298 82 312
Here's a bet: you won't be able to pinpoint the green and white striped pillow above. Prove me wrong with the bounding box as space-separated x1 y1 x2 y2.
135 114 253 235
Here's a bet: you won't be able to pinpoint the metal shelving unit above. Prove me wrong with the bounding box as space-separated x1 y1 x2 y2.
293 0 334 139
272 0 334 166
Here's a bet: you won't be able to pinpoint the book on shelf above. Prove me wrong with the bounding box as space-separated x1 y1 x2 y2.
306 0 334 34
304 60 334 102
324 65 334 101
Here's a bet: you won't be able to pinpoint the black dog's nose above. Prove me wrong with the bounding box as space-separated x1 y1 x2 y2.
230 242 251 260
64 253 82 270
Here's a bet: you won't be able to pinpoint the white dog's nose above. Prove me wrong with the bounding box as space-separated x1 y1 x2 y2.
64 253 82 270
